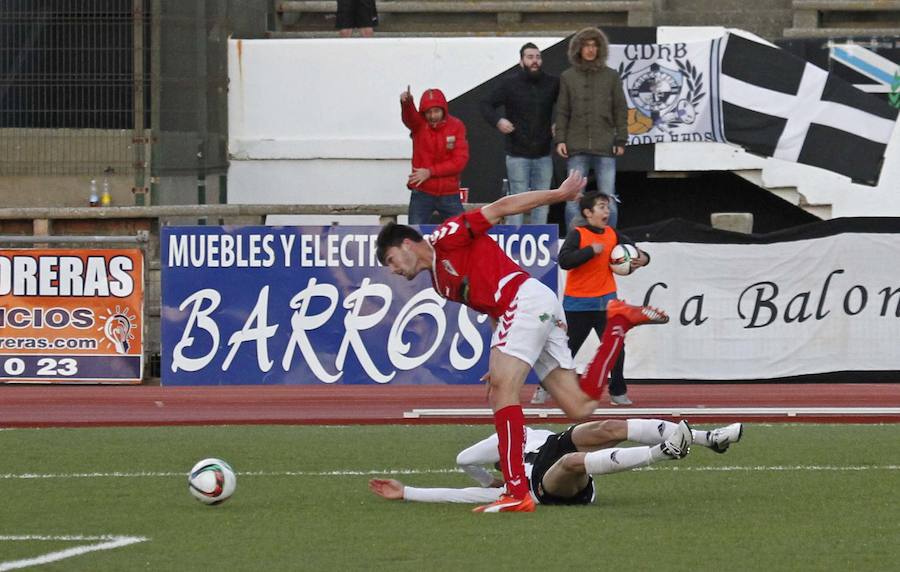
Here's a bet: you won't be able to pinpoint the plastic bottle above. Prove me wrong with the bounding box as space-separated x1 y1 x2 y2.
501 178 510 196
89 179 99 207
101 178 112 207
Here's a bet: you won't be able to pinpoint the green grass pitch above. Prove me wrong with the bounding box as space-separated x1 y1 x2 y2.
1 423 897 570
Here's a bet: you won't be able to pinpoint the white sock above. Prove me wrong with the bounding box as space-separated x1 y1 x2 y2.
584 446 652 475
626 419 676 444
692 429 713 447
649 443 672 462
627 418 713 448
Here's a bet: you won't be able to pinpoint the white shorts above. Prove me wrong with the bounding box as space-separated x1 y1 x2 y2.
491 278 574 380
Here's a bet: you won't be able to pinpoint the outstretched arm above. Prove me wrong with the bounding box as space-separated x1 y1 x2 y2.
401 88 424 131
369 479 503 503
369 478 405 500
481 170 586 225
368 478 504 504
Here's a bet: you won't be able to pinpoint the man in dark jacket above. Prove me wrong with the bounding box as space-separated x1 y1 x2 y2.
556 27 628 230
480 43 559 226
400 87 470 225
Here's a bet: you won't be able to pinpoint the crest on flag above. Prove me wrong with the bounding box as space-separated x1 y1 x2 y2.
623 61 704 133
609 42 721 145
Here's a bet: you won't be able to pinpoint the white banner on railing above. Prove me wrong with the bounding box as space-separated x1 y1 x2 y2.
617 234 900 380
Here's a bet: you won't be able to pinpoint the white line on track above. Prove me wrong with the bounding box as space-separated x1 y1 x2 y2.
1 465 898 480
0 535 147 571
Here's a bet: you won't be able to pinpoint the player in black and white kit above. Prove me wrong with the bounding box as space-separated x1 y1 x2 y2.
369 419 743 506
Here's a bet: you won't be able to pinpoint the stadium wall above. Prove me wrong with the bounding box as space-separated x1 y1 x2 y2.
227 29 900 224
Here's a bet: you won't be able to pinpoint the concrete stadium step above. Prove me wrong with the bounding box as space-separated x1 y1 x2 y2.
734 169 832 220
277 0 653 15
275 0 656 33
268 30 575 38
662 10 793 40
785 0 900 38
783 27 900 38
660 0 792 41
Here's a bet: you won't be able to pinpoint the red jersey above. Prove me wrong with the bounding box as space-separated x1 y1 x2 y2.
427 209 530 319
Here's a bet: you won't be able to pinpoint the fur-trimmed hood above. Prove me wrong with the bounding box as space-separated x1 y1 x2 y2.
567 27 610 71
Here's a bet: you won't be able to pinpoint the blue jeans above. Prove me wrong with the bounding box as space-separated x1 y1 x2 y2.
565 154 618 229
504 154 552 226
408 190 464 225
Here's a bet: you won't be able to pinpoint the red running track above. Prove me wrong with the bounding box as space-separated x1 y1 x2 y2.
1 383 899 427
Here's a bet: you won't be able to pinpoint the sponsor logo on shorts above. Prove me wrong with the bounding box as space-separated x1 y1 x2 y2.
538 312 567 332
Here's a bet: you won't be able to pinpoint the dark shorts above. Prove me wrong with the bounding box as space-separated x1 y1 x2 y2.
527 425 595 506
335 0 378 29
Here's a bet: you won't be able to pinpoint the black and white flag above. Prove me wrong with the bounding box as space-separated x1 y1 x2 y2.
718 33 899 186
607 41 721 147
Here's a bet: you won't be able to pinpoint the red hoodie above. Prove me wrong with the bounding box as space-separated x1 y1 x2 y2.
401 88 470 197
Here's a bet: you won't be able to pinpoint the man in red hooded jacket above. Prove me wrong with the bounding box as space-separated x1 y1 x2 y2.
400 86 470 225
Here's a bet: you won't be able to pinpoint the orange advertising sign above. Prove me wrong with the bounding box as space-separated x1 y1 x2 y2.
0 248 144 383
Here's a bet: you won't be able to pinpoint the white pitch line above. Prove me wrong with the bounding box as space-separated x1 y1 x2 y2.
0 469 463 480
0 535 137 542
1 465 899 481
638 465 900 472
404 406 900 418
0 535 147 572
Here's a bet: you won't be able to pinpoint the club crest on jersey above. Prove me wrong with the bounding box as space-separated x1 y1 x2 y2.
442 259 459 277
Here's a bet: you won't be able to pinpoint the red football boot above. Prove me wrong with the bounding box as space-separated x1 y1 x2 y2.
473 493 536 513
606 299 669 327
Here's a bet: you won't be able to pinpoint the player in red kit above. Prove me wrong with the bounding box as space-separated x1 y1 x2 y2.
376 171 668 513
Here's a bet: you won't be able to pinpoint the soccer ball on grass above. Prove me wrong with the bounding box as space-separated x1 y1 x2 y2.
188 458 237 505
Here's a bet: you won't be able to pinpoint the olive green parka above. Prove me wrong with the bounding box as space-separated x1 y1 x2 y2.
555 27 628 156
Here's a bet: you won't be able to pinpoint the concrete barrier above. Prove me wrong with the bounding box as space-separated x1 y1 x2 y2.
711 212 754 234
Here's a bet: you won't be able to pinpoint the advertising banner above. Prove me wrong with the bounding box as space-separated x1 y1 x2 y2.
618 232 900 380
161 225 558 386
0 248 144 383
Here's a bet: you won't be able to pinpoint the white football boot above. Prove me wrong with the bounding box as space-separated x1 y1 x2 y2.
530 386 550 405
709 423 743 454
660 420 693 459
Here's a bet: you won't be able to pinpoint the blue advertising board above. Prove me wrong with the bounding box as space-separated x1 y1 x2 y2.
161 225 557 385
